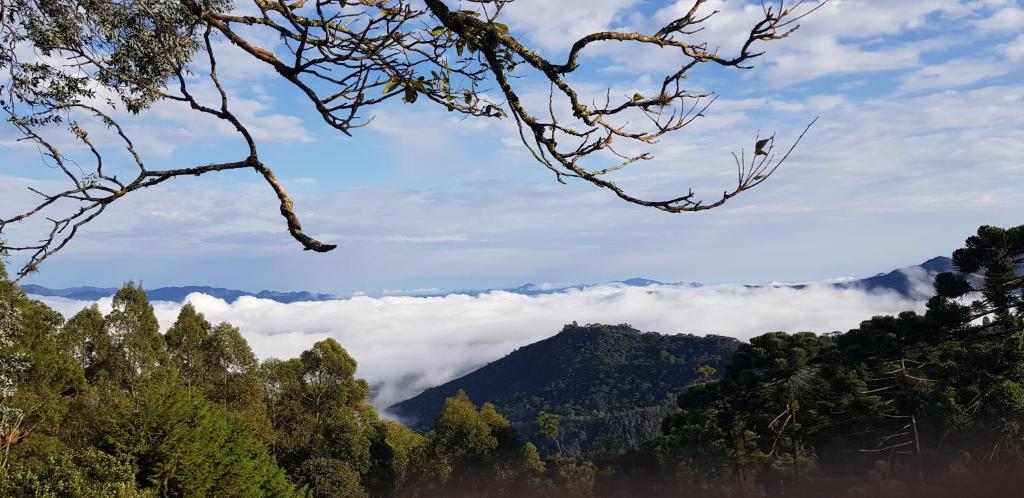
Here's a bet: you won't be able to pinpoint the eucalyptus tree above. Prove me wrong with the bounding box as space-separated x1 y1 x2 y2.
164 303 213 393
0 265 25 469
102 283 167 393
0 0 820 278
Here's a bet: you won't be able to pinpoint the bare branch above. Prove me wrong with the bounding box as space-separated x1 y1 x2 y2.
0 0 822 276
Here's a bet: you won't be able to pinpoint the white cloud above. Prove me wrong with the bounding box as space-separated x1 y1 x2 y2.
1003 34 1024 62
974 5 1024 33
34 281 927 411
764 36 921 85
576 0 997 86
900 57 1013 92
499 0 642 53
343 234 468 243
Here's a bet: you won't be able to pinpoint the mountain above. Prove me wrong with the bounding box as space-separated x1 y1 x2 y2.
442 278 702 297
20 284 335 304
445 256 950 299
18 285 120 301
833 256 953 298
21 256 953 304
388 323 740 455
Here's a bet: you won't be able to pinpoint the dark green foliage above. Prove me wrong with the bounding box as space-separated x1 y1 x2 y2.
0 275 296 497
61 305 108 379
259 338 379 476
391 324 738 455
0 448 150 497
102 377 296 497
101 283 168 392
296 458 368 498
622 224 1024 497
164 303 212 391
413 391 545 497
1 270 86 469
946 225 1023 324
535 455 596 498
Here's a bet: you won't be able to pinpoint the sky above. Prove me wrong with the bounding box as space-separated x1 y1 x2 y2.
2 0 1023 295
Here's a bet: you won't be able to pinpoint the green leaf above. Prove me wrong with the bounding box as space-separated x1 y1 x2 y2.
430 26 446 37
382 78 401 94
492 22 509 34
403 85 418 104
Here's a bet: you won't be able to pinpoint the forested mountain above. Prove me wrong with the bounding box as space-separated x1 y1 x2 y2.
389 324 739 455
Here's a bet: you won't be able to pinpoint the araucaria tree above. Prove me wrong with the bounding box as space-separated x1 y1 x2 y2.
0 0 819 277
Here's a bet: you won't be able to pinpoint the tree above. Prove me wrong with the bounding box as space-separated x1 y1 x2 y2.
365 420 425 497
0 448 150 498
104 378 297 497
259 339 379 478
0 262 86 470
642 224 1024 496
203 322 260 401
61 305 108 381
420 391 544 495
0 0 820 278
101 283 167 393
537 411 561 453
295 458 368 498
934 225 1023 328
0 266 26 470
164 303 213 393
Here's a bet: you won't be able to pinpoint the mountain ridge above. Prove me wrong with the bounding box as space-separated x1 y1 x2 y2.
20 256 952 303
19 284 335 304
388 323 740 455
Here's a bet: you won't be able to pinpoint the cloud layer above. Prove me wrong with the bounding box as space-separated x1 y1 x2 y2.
33 280 927 410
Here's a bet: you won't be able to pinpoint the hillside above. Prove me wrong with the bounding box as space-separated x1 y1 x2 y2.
389 323 739 455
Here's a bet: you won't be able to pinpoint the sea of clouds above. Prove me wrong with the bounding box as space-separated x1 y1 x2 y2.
33 281 926 411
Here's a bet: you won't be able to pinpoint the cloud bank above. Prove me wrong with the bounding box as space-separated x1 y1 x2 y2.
33 280 927 410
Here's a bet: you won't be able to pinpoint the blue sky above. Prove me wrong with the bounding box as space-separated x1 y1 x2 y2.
2 0 1023 294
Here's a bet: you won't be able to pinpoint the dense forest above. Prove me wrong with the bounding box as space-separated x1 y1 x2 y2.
391 324 739 456
1 223 1022 497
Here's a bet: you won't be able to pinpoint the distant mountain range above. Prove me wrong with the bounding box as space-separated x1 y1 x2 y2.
19 284 334 304
20 256 953 304
430 256 953 299
389 323 740 456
